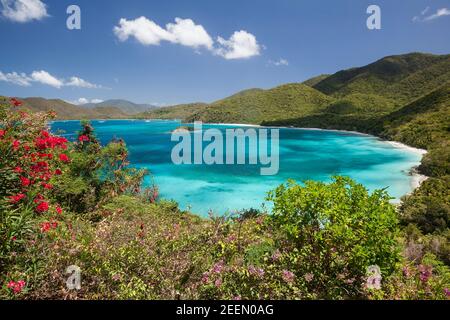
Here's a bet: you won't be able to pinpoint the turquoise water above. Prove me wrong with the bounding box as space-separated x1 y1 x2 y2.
51 120 424 216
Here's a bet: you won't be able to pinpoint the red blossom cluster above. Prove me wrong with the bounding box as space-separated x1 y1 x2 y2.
7 280 26 294
78 135 89 142
10 98 22 107
3 98 68 232
40 220 58 233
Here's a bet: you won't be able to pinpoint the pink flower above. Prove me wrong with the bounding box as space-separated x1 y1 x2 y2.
201 272 209 284
304 273 314 283
402 266 411 278
444 288 450 297
271 250 281 261
212 261 224 274
248 265 265 278
214 279 222 288
282 270 295 284
418 265 433 283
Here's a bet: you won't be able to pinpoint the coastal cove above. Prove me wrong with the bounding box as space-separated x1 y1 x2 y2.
50 119 427 216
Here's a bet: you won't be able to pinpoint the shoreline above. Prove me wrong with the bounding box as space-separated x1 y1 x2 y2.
188 121 430 194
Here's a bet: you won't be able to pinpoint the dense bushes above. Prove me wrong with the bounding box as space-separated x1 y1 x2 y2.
0 98 448 300
0 98 150 296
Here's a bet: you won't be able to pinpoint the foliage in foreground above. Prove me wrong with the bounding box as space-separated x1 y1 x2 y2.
0 99 449 300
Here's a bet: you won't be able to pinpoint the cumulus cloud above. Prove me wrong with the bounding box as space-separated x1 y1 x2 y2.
113 16 213 50
0 71 32 86
413 7 450 22
0 69 104 89
91 98 104 103
31 70 63 88
114 16 173 45
269 58 289 67
114 16 260 60
66 76 102 89
76 97 89 105
215 30 260 60
1 0 48 23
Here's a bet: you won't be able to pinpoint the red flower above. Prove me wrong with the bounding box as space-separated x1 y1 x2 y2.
56 205 62 215
40 221 57 233
54 169 62 175
13 166 23 173
0 129 5 138
40 131 50 138
59 154 70 163
12 140 20 150
41 183 53 190
7 280 25 294
78 135 89 142
9 193 25 203
40 222 51 233
20 176 31 187
33 194 44 203
10 98 22 107
36 201 49 213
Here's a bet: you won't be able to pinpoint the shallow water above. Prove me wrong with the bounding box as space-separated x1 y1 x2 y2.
51 120 424 216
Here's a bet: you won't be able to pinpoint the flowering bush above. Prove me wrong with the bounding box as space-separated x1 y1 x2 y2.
0 97 69 273
0 97 447 300
50 120 148 215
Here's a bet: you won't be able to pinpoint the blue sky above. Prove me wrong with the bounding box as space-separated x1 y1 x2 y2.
0 0 449 105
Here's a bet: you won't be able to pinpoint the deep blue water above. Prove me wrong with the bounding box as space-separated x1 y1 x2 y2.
50 120 424 216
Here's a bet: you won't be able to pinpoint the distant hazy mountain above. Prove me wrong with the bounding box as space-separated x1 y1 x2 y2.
81 99 158 115
16 97 129 120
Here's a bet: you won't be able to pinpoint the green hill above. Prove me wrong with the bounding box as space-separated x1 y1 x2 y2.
303 74 330 87
138 102 207 120
82 99 157 114
185 83 334 124
16 97 130 119
313 52 450 105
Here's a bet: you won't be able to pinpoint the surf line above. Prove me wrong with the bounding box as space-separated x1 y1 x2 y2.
170 121 279 176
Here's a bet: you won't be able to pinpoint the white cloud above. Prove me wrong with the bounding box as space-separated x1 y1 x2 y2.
414 7 450 22
76 97 89 105
269 58 289 66
1 0 48 23
72 98 104 105
66 76 101 89
114 16 173 45
215 30 260 60
114 16 260 60
114 16 214 50
0 69 105 89
0 71 32 86
424 8 450 21
166 18 214 49
31 70 63 88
